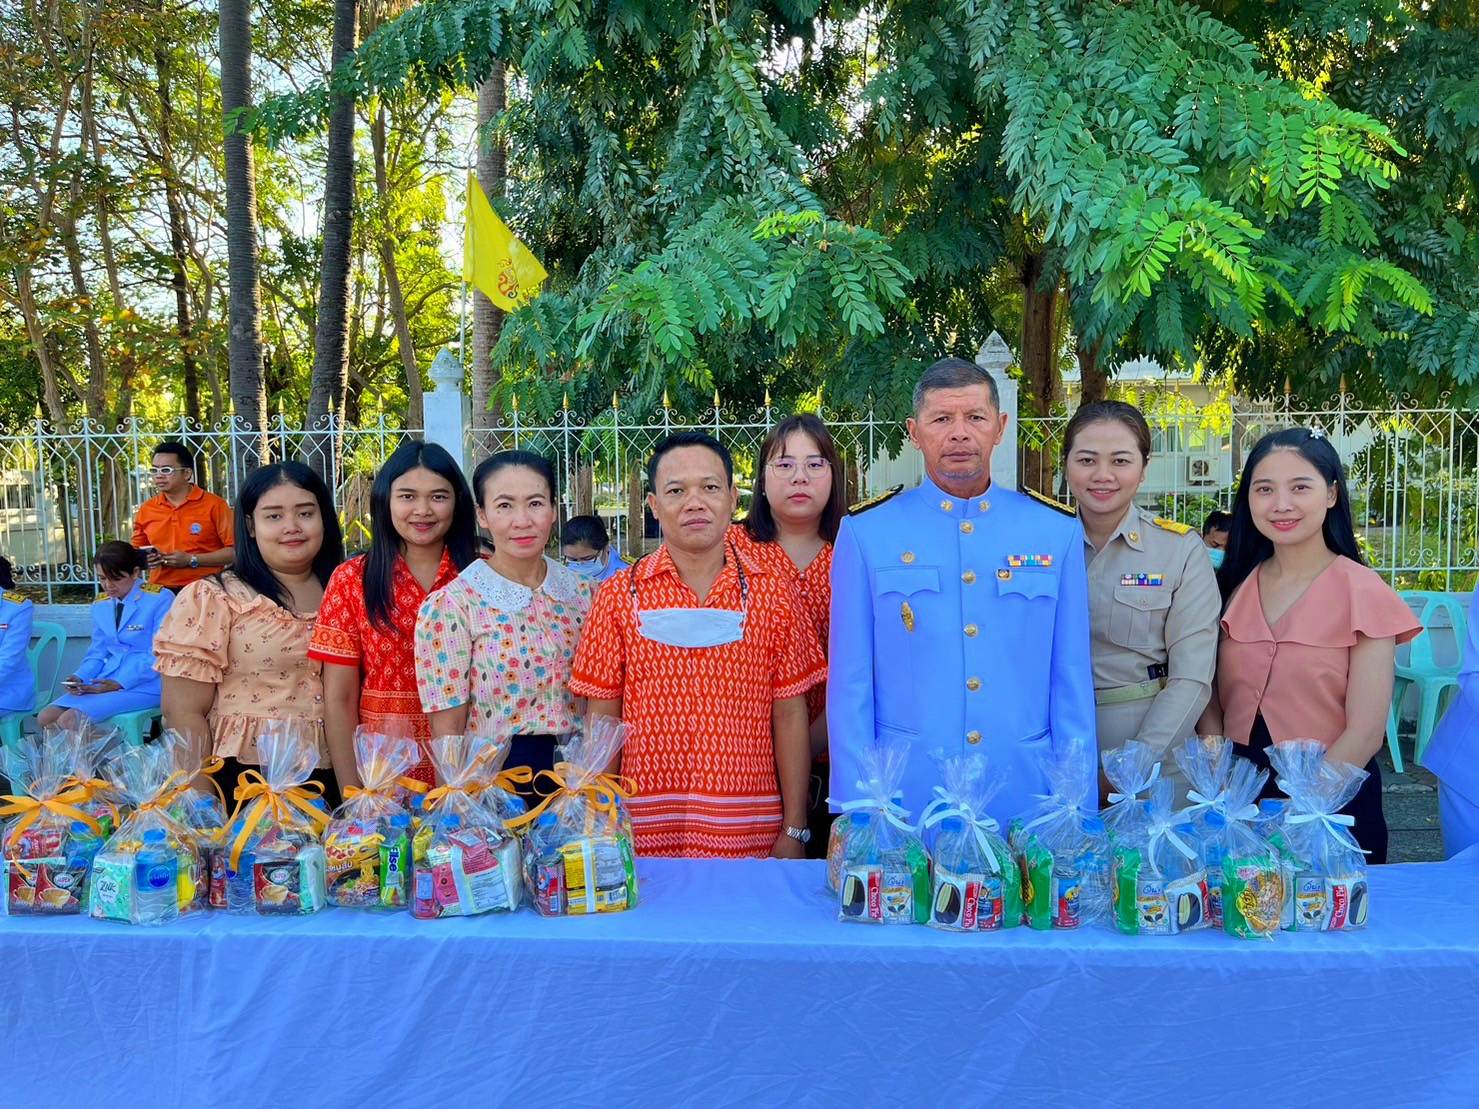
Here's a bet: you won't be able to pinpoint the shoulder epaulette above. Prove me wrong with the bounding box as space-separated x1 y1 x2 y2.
1022 488 1077 517
3 590 29 604
140 582 163 594
848 485 904 516
1152 516 1194 536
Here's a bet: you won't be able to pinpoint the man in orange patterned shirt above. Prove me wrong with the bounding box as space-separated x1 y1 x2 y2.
570 433 825 859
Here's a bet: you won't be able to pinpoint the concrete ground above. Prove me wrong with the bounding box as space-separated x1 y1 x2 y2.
1380 732 1444 864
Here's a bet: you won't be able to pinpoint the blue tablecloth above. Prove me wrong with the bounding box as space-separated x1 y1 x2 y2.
4 853 1477 1107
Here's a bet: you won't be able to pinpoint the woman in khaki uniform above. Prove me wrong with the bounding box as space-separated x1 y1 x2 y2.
1062 402 1221 788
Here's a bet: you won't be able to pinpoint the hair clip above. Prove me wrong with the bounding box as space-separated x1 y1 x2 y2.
1306 427 1326 440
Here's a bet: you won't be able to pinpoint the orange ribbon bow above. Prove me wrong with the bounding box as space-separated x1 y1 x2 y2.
225 770 330 871
503 763 634 833
0 784 102 851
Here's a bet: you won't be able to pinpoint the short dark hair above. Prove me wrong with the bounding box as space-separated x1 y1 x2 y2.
472 450 557 506
561 515 611 550
0 555 13 590
646 432 734 491
743 413 846 544
1202 510 1232 536
913 357 1000 413
152 440 196 473
231 461 345 608
95 540 146 579
1063 401 1153 464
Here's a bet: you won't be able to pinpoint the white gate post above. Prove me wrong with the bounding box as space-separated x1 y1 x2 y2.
425 347 467 473
976 331 1019 491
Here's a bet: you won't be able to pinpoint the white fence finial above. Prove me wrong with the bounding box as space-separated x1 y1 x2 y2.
976 331 1019 491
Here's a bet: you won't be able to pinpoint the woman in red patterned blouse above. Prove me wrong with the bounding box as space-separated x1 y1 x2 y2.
733 413 845 857
309 441 478 789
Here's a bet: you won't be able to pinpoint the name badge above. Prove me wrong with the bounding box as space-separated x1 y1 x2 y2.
125 623 146 632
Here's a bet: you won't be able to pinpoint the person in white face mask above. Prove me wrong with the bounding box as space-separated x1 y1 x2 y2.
570 432 826 859
561 515 629 584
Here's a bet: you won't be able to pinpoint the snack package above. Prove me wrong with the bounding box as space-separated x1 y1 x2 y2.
513 716 637 917
830 743 929 925
1186 758 1282 938
1 730 113 915
1010 737 1108 929
324 730 423 910
825 814 863 896
1111 779 1208 936
1267 741 1370 932
221 720 329 915
87 735 208 925
919 756 1021 932
412 734 523 919
1100 740 1163 841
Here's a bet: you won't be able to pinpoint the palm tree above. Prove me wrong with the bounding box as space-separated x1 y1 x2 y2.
219 0 268 482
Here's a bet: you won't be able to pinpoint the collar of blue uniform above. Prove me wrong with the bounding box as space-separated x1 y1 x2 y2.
919 472 996 518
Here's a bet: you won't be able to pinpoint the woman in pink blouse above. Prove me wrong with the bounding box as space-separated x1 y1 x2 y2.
1198 429 1418 861
156 462 345 804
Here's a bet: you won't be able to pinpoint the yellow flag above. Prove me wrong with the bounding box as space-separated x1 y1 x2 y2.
462 171 548 310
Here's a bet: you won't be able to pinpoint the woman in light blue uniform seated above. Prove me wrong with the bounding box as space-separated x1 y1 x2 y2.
37 542 174 729
1421 581 1479 858
0 554 35 714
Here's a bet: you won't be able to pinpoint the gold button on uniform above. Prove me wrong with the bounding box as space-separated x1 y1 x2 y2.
940 500 954 512
964 624 978 637
966 731 982 745
966 677 981 691
1128 531 1140 543
960 521 974 534
901 551 915 564
978 501 990 512
962 570 976 584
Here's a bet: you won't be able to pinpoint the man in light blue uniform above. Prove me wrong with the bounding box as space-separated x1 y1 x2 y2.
37 542 174 728
1419 582 1479 858
0 555 36 714
828 358 1096 824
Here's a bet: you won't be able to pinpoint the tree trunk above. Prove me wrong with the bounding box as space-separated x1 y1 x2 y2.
155 47 202 423
372 104 423 430
305 0 358 479
471 67 506 430
219 0 269 481
1078 339 1109 405
1018 251 1062 495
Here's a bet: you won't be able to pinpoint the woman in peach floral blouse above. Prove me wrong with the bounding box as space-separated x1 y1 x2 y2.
156 462 345 802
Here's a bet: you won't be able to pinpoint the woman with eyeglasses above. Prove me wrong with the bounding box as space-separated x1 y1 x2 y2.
732 413 846 855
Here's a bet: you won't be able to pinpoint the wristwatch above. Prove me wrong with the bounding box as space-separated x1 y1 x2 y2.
784 824 811 844
188 555 199 569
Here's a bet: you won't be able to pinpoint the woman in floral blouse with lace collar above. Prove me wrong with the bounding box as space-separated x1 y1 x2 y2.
414 451 593 793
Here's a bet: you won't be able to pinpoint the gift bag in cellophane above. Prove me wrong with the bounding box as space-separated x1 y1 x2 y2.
831 741 929 925
325 729 422 910
412 733 523 919
1010 736 1109 929
1267 740 1370 932
1 729 115 915
222 720 329 915
513 715 637 917
1100 739 1163 842
51 717 128 836
1197 759 1284 940
87 734 210 925
464 725 531 831
1111 778 1208 936
919 755 1021 932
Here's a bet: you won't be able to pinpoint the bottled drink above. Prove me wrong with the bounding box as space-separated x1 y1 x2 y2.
134 830 179 925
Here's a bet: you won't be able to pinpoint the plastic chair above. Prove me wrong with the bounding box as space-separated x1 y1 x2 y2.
0 620 67 750
1391 592 1469 769
107 707 162 747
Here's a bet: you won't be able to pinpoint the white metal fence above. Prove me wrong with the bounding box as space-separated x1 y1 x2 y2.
3 394 1475 601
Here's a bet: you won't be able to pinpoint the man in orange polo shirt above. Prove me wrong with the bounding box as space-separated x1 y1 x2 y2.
571 432 824 860
130 440 235 589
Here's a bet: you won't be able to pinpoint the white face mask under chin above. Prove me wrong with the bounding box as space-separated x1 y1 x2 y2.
635 606 745 649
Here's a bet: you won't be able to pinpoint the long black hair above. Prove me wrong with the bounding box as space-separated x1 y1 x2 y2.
743 413 846 544
1217 428 1363 603
365 440 477 631
231 462 345 609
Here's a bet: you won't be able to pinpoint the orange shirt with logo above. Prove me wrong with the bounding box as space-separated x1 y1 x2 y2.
131 486 235 589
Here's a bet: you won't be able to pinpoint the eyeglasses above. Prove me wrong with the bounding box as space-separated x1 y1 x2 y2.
766 457 831 479
148 466 186 476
